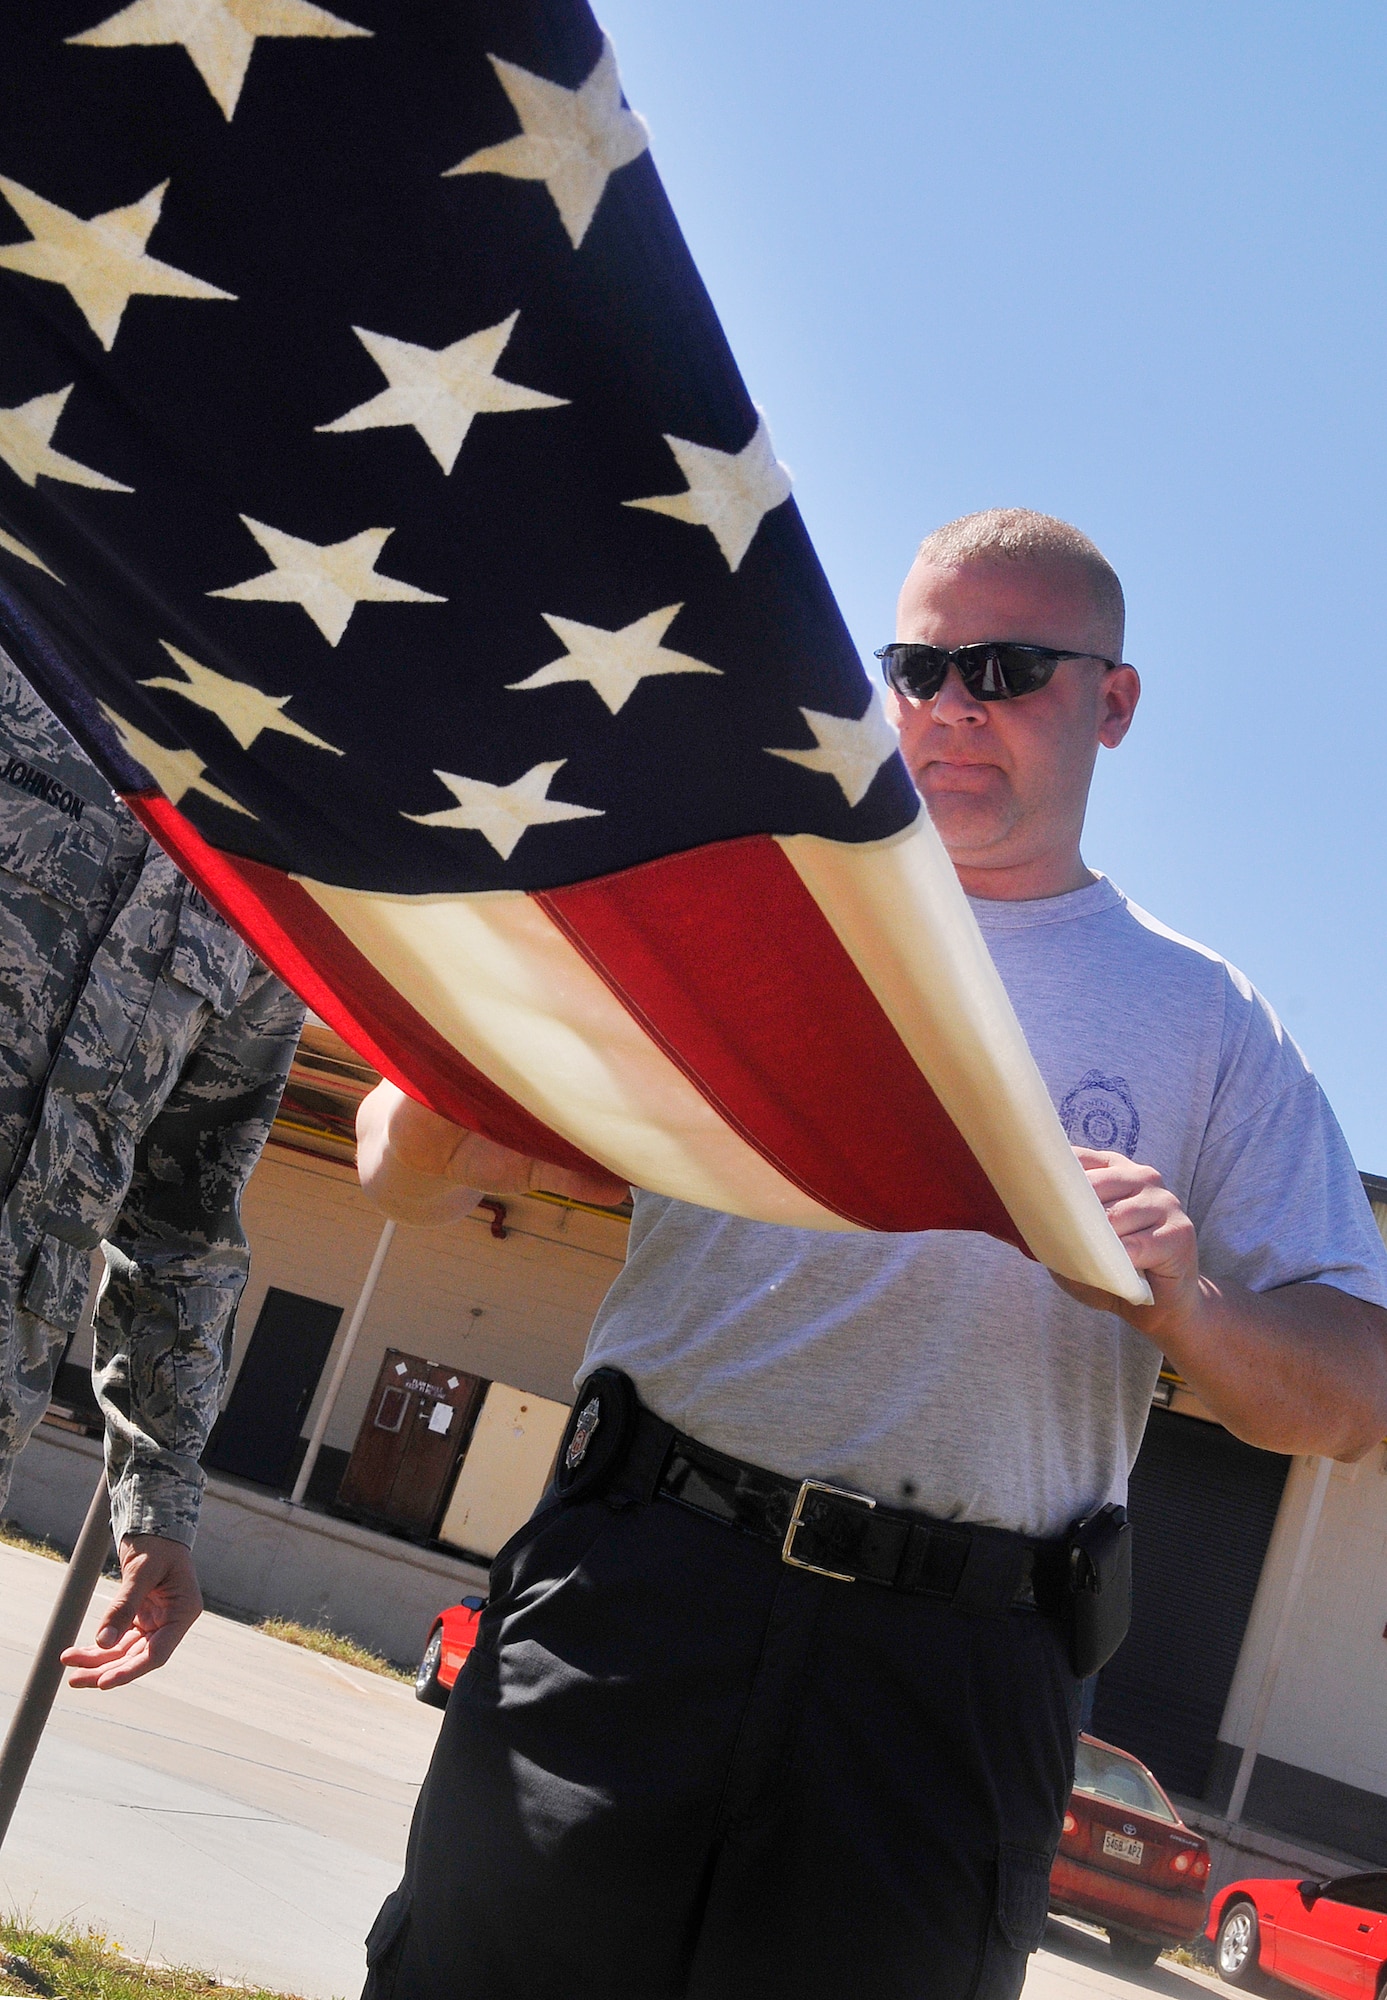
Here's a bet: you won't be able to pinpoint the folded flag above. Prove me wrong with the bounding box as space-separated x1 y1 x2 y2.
0 0 1147 1301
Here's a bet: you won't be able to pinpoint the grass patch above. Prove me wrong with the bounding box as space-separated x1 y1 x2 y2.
255 1616 411 1682
0 1521 66 1564
0 1918 304 2000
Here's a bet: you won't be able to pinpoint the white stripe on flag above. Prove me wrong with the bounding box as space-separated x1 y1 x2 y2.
297 874 859 1231
777 820 1152 1304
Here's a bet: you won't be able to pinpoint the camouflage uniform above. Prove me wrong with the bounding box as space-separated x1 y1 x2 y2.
0 648 304 1547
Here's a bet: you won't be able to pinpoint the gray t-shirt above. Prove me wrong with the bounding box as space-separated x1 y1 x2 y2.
581 876 1387 1537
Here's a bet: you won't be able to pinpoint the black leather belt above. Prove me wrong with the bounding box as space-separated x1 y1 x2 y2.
659 1427 1064 1613
557 1374 1067 1619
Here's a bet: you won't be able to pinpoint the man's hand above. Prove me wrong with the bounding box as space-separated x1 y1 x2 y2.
1054 1149 1200 1330
356 1080 629 1225
1055 1147 1387 1461
61 1534 203 1690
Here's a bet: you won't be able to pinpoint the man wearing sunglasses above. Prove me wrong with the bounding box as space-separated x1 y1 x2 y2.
875 517 1137 907
354 510 1387 2000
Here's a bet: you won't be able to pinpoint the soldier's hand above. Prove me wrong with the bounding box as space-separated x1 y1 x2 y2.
61 1534 203 1690
356 1080 628 1223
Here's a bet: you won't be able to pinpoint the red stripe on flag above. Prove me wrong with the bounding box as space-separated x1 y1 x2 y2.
539 835 1026 1243
130 794 608 1178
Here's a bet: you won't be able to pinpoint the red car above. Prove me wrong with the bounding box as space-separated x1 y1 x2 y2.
1049 1733 1211 1967
414 1595 486 1708
1208 1871 1387 1995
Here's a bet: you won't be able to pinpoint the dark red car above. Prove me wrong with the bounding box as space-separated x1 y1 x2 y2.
414 1595 486 1708
1049 1733 1211 1967
1207 1871 1387 1995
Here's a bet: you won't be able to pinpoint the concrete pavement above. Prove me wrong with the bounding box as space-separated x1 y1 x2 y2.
1026 1917 1224 1999
0 1539 441 1997
0 1539 1239 2000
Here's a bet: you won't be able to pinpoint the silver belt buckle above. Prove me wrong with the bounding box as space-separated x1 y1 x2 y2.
781 1478 877 1582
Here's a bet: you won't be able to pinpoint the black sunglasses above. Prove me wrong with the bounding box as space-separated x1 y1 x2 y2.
874 641 1119 703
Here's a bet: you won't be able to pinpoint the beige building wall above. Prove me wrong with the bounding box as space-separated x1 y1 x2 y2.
230 1141 629 1459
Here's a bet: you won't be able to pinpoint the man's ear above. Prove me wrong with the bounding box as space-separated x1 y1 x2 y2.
1098 665 1140 749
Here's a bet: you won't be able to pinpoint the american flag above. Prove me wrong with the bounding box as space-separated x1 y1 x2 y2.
0 0 1143 1298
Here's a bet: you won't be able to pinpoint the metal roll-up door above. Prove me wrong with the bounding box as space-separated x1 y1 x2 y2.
1091 1408 1290 1801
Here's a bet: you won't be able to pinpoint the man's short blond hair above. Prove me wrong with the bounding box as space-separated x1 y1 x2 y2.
913 508 1125 658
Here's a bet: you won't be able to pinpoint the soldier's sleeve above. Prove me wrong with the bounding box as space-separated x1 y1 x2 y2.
92 964 306 1547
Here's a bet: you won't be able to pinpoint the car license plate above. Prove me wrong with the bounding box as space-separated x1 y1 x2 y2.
1103 1830 1144 1865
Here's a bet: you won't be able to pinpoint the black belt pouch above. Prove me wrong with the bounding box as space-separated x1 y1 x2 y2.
552 1367 639 1502
1064 1504 1133 1677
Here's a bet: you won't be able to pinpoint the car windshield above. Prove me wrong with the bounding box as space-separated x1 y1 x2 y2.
1072 1740 1177 1823
1325 1874 1387 1915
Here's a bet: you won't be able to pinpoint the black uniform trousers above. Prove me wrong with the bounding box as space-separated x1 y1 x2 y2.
366 1474 1079 2000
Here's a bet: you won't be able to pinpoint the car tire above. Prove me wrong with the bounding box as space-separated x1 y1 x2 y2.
1107 1931 1162 1968
414 1623 448 1709
1215 1900 1263 1986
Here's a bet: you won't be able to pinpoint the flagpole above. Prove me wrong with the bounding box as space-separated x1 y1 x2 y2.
0 1470 112 1852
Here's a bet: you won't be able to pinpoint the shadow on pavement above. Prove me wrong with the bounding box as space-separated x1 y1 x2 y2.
1042 1915 1220 1994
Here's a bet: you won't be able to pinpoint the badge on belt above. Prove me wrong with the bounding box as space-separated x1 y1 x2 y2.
554 1369 637 1500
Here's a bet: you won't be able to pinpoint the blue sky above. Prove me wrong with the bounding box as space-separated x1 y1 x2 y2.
597 0 1387 1169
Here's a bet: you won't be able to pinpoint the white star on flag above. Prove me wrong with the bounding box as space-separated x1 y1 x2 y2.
68 0 372 122
317 313 567 475
765 696 899 807
507 603 721 715
0 529 61 582
141 641 342 753
209 516 445 645
446 36 649 251
404 759 603 861
0 178 234 351
0 386 133 491
625 415 792 571
100 703 253 815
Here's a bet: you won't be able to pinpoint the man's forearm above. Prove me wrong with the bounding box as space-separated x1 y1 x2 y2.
1072 1147 1387 1460
95 962 306 1543
92 1260 230 1547
361 1144 483 1226
356 1080 630 1219
1151 1279 1387 1461
356 1082 485 1223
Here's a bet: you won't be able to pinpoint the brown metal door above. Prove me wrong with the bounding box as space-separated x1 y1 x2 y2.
337 1349 487 1535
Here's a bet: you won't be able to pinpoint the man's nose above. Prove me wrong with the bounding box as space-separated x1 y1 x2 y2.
928 663 988 724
